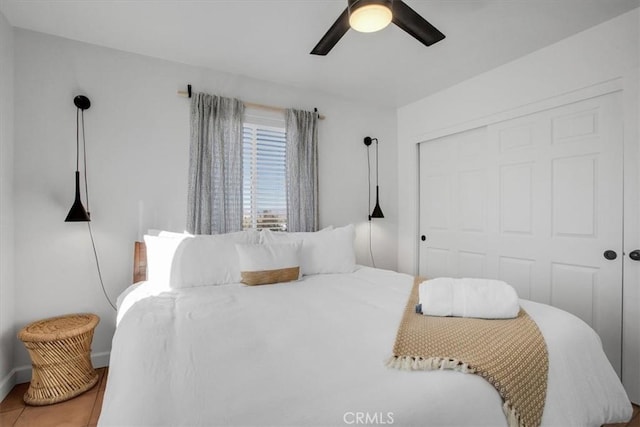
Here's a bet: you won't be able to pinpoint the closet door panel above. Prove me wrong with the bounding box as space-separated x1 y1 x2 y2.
419 92 623 374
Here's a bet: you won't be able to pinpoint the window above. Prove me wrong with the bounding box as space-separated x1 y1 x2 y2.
242 123 287 231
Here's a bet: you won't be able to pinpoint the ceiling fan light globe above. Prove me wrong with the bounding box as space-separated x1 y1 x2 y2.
349 4 392 33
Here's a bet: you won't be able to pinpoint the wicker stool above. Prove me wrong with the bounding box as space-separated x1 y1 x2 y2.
18 313 100 405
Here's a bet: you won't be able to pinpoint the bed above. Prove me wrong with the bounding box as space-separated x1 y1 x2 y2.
98 227 632 427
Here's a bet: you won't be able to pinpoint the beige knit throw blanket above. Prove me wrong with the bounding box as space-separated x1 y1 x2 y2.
386 277 548 427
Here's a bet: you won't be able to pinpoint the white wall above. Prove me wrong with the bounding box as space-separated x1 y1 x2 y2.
11 29 397 375
397 9 640 402
0 11 15 399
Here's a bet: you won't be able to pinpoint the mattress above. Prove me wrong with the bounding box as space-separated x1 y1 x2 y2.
99 266 631 426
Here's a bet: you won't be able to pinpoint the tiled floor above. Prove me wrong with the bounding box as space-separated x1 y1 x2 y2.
0 368 637 426
0 367 107 427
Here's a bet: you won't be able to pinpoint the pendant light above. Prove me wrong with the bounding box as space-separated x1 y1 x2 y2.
364 136 384 220
62 95 115 310
65 95 91 222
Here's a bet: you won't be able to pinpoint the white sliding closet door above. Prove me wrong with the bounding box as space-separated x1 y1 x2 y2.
419 92 624 374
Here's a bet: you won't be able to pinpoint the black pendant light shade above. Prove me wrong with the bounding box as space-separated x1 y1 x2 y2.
65 171 91 221
65 95 91 222
371 186 384 218
364 136 384 220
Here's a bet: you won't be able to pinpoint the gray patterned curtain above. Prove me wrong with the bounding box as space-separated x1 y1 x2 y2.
187 93 245 234
285 109 319 232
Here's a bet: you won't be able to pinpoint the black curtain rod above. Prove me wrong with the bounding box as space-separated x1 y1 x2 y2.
176 84 325 120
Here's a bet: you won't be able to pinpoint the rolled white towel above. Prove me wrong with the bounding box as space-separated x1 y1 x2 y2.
418 277 520 319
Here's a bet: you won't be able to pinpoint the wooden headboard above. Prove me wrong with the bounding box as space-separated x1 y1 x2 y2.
133 241 147 283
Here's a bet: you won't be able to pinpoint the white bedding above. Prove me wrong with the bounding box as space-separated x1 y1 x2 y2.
100 267 631 427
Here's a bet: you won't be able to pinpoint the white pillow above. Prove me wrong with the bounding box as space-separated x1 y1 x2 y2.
146 229 192 237
236 242 302 286
261 225 355 275
171 230 260 288
144 230 260 289
258 226 333 244
143 234 188 290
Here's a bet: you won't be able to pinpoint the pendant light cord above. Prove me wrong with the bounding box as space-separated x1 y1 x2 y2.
81 109 90 214
75 109 80 171
79 106 115 311
375 139 379 187
367 147 371 217
366 146 376 268
87 223 116 311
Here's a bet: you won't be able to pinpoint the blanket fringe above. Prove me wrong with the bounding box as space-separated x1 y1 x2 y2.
385 356 474 373
386 357 529 427
502 401 524 427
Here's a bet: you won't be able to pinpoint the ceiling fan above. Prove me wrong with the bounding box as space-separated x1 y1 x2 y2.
310 0 445 56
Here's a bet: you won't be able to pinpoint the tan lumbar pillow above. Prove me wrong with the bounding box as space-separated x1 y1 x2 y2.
235 242 302 286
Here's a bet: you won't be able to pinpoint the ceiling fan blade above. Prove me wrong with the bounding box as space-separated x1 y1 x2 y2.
392 0 445 47
310 8 350 55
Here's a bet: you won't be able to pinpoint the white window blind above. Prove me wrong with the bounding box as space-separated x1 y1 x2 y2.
242 123 287 231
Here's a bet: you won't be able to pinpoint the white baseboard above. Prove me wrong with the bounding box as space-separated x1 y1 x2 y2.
14 365 30 385
0 351 110 402
0 368 17 403
91 351 111 369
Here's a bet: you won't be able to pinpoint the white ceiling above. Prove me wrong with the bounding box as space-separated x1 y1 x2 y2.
1 0 638 108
